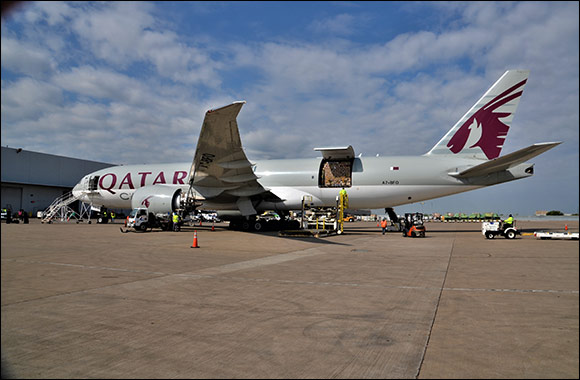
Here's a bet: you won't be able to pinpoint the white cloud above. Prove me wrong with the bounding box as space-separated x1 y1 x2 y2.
64 2 223 86
22 1 76 26
1 77 63 121
0 37 57 77
308 13 361 36
70 2 156 67
52 66 150 105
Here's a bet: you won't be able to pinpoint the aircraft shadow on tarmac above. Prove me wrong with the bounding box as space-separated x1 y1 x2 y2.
277 236 351 246
174 226 351 245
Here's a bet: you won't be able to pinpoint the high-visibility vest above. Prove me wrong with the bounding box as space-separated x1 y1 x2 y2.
504 216 513 224
380 220 388 228
340 189 349 207
172 214 179 223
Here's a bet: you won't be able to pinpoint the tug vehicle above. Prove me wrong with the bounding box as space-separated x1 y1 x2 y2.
344 215 356 222
482 221 520 239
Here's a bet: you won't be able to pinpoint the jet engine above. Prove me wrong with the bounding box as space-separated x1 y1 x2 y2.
131 185 182 214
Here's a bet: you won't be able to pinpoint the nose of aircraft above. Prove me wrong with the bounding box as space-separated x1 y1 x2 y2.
72 181 85 199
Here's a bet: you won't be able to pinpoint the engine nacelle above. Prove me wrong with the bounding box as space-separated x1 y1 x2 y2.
131 185 182 214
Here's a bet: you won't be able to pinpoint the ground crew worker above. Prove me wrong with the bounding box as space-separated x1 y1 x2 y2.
172 212 180 232
339 188 349 208
380 218 388 235
503 214 514 228
111 212 115 223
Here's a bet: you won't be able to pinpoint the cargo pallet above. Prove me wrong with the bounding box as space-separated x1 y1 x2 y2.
534 231 579 240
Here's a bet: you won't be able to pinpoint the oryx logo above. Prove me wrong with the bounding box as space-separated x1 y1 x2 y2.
141 196 154 208
447 79 527 159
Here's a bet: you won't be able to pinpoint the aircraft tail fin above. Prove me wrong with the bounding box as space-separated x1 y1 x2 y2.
426 70 530 160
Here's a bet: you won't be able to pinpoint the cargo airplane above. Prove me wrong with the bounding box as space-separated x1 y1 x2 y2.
72 70 560 229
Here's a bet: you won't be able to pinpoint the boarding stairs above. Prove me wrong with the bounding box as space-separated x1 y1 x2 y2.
41 192 92 223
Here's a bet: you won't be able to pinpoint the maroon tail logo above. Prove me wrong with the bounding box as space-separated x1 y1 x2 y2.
141 196 153 208
447 79 527 159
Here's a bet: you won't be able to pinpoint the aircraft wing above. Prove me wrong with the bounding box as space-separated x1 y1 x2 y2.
450 142 562 178
188 101 272 215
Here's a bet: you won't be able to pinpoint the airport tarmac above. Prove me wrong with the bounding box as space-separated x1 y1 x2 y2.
1 219 578 379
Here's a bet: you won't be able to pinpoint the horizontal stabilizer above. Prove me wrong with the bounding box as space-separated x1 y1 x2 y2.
450 142 561 178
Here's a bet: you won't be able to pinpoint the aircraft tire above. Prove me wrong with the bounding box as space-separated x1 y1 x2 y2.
288 220 300 229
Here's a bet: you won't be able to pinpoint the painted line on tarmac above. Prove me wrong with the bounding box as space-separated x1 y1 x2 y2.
443 287 579 294
2 258 168 276
182 247 326 276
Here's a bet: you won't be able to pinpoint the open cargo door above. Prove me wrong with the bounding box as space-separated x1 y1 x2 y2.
315 146 355 188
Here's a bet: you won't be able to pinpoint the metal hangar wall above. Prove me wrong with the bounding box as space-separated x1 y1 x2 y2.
1 147 114 215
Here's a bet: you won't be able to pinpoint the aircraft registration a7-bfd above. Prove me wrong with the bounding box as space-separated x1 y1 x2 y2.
72 70 560 228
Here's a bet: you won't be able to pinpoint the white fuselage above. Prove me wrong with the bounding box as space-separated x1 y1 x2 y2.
72 155 532 212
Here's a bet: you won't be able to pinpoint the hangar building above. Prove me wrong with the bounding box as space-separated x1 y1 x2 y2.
1 146 114 215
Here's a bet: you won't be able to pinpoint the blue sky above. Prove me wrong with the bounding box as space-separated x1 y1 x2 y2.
1 1 578 216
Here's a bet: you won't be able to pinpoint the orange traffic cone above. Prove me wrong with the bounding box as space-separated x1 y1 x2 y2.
199 220 202 226
211 222 215 231
191 230 200 248
565 224 568 231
